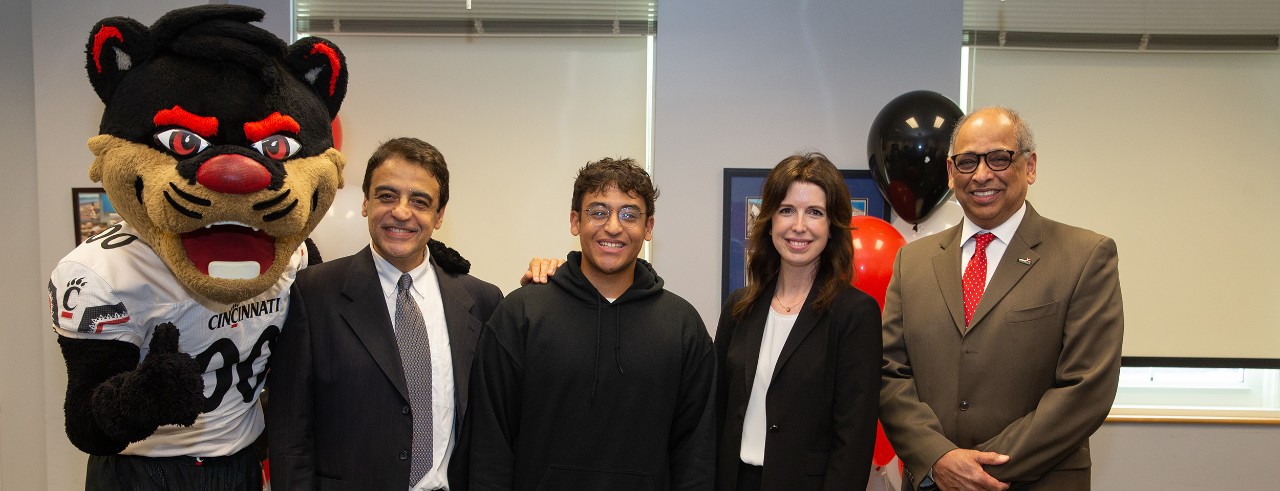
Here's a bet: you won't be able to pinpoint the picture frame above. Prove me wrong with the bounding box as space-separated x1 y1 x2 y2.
721 168 890 302
72 187 122 246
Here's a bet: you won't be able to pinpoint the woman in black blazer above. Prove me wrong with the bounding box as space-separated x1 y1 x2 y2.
715 153 881 491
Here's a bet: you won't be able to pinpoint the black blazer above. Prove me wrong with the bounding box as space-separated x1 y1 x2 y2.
714 284 881 491
267 247 502 490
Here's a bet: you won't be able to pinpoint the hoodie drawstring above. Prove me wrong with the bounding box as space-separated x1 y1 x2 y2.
589 297 627 406
591 296 602 405
614 306 624 375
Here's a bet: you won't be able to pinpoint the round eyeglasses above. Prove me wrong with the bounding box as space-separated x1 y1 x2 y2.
582 205 646 228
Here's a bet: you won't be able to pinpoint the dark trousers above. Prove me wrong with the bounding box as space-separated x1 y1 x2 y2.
737 461 763 491
86 444 262 491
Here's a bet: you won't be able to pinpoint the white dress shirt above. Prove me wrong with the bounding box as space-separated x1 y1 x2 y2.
371 248 456 491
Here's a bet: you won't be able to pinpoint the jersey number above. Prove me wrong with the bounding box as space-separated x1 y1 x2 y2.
194 326 279 412
84 223 137 249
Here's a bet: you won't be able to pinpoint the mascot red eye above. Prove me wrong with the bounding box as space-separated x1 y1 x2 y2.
155 129 211 157
251 135 301 161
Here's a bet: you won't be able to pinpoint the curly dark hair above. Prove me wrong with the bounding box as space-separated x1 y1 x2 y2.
570 157 657 215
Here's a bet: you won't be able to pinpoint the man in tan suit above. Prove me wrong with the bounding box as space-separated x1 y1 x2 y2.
880 106 1123 490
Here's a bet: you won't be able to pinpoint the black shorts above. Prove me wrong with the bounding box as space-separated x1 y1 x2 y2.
85 444 262 491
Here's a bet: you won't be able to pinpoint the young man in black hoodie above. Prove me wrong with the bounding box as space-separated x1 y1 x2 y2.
469 158 715 490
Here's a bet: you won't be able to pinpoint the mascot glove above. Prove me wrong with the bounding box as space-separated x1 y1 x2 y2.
90 323 205 444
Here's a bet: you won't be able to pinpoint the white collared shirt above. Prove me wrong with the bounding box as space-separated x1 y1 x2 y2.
959 202 1028 289
370 247 456 491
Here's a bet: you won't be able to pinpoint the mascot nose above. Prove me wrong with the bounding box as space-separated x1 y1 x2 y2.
196 154 272 194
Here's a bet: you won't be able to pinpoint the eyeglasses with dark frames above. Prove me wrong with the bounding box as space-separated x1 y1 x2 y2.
582 205 646 228
949 149 1027 174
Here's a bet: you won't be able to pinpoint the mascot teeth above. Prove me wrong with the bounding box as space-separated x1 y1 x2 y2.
208 261 262 279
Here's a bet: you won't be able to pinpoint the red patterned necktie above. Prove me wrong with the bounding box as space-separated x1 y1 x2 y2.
963 232 996 327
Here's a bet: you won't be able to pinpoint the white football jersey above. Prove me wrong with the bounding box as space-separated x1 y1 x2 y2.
49 221 306 458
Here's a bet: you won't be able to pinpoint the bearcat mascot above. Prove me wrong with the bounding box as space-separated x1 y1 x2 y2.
46 4 350 489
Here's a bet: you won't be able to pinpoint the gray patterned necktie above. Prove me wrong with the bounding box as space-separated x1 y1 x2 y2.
395 273 433 484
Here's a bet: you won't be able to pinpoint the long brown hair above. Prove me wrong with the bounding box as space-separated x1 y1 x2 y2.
731 152 853 321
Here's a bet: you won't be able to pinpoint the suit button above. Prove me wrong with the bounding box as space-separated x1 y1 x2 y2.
399 450 409 460
959 400 970 411
402 406 411 415
768 424 779 433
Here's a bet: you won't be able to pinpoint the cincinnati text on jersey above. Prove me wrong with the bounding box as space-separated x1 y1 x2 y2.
208 297 284 330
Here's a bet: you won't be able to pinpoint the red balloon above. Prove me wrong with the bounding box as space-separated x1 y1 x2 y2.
850 217 905 470
872 421 897 468
331 115 343 151
849 215 906 310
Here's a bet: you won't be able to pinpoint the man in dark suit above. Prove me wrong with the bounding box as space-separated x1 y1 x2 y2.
880 107 1123 491
268 137 502 490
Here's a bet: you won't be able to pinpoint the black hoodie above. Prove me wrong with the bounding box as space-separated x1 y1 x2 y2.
469 251 715 490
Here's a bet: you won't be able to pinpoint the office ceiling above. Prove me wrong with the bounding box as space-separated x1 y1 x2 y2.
963 0 1280 35
295 0 656 35
295 1 1280 46
963 0 1280 51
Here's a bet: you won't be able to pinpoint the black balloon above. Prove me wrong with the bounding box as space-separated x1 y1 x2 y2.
867 90 962 224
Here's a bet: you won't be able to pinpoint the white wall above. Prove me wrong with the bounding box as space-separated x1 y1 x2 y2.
307 35 647 293
1093 422 1280 487
969 48 1280 359
0 0 44 488
650 1 963 329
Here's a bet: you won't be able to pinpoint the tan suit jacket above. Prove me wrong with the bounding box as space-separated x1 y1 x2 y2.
880 204 1123 490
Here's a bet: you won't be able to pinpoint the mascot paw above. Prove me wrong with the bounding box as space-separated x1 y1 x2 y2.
91 323 205 443
137 323 205 425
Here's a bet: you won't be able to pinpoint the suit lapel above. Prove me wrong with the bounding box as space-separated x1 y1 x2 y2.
772 286 823 379
340 247 410 402
931 226 967 332
968 206 1044 329
435 259 479 417
735 291 772 399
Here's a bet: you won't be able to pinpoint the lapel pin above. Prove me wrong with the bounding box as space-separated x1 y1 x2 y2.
1018 257 1033 265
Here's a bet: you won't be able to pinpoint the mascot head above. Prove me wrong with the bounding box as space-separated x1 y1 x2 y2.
84 5 346 304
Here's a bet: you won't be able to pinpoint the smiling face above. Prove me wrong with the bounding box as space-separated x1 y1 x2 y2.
570 185 654 290
770 181 830 275
948 108 1037 230
361 156 446 272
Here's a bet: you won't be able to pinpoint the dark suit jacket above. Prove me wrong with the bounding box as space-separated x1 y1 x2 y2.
880 204 1123 491
267 247 502 490
714 284 881 491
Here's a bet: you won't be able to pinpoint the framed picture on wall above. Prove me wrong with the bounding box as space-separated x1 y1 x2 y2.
721 168 889 302
72 187 122 246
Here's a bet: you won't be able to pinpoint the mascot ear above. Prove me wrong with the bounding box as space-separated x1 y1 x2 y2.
286 37 348 118
85 17 153 104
